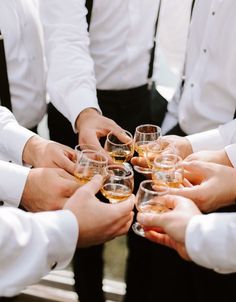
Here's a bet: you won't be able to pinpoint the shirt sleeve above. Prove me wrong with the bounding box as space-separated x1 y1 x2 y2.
0 161 30 207
186 213 236 274
0 106 35 165
186 119 236 153
0 207 78 297
39 0 101 132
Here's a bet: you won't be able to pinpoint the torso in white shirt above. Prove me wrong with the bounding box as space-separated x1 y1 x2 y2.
0 0 46 129
163 0 236 135
89 0 160 90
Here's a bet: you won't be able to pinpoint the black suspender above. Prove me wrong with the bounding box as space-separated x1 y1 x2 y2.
191 0 195 18
148 0 162 86
85 0 94 31
0 30 12 111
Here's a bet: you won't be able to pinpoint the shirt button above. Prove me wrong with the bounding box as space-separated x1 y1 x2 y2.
190 83 194 88
0 201 4 206
51 262 58 270
212 11 215 16
203 49 207 53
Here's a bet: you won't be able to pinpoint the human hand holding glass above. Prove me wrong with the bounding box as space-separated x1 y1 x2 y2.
132 180 169 237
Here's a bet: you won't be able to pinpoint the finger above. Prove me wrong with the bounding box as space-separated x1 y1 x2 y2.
137 212 167 228
131 156 148 168
80 132 104 153
60 157 77 175
168 186 202 201
182 178 193 187
81 174 104 195
145 231 175 250
112 194 135 215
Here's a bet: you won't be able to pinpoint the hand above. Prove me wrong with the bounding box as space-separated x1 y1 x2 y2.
161 135 193 159
64 175 135 247
137 195 201 260
76 108 123 154
21 168 80 212
23 136 76 174
185 149 233 167
168 161 236 212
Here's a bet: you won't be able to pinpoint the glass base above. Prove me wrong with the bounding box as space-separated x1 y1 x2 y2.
133 165 153 175
132 222 145 237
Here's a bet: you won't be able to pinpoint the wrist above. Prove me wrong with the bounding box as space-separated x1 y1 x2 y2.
22 135 48 167
75 108 101 132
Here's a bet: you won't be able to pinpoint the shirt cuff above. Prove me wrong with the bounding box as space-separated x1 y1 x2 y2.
225 144 236 168
34 210 78 270
186 128 225 153
65 88 101 132
0 161 30 208
1 122 35 165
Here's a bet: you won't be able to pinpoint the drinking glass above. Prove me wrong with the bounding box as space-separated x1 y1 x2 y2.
133 124 162 174
152 153 183 188
74 149 108 185
100 164 134 204
132 180 169 237
104 130 134 164
145 138 177 170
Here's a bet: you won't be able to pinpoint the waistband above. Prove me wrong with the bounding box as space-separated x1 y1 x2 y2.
97 84 149 99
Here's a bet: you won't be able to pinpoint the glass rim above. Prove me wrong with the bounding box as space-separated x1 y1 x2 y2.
139 179 169 195
106 164 134 178
153 153 182 167
79 150 108 164
135 124 162 135
74 144 99 152
106 130 133 146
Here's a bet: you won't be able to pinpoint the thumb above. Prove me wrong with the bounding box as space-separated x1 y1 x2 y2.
82 174 104 195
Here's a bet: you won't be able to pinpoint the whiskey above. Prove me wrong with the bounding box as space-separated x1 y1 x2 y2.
108 149 133 164
139 203 169 214
101 183 132 204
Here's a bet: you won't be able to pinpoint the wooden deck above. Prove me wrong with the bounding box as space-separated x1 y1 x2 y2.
12 270 125 302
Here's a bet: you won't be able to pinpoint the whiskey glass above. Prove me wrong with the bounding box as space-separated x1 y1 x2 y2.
74 149 108 185
133 124 162 174
100 164 134 204
132 180 169 237
152 153 183 188
104 130 134 164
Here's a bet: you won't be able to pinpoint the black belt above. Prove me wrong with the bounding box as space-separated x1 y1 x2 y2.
97 84 148 99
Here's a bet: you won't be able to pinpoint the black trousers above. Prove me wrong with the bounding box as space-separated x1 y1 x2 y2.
143 122 236 302
47 84 167 302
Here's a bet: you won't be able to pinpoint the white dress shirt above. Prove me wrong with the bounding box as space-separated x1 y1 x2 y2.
40 0 190 130
0 106 35 206
162 0 236 159
0 0 47 129
0 207 78 297
186 213 236 274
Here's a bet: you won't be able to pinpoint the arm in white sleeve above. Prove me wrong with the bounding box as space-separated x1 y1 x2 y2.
186 213 236 274
39 0 100 131
186 119 236 153
0 207 78 297
0 106 35 164
0 160 30 207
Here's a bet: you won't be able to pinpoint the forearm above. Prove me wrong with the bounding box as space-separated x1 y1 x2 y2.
186 213 236 274
0 107 34 164
0 161 30 207
39 0 100 130
0 208 78 297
